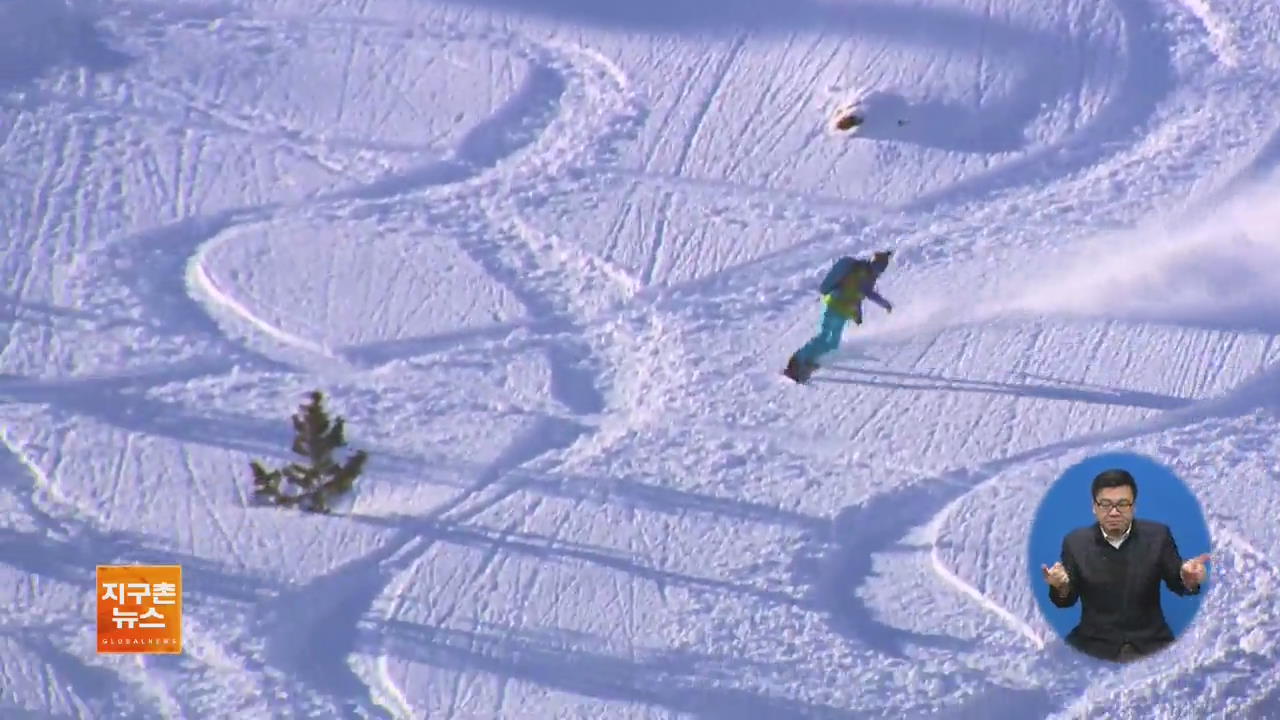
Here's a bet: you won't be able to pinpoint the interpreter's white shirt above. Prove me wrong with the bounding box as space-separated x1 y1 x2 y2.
1101 522 1132 549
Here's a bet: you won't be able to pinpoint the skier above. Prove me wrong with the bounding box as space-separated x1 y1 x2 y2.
783 250 893 383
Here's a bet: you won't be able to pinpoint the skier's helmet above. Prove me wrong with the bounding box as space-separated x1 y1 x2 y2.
871 250 892 272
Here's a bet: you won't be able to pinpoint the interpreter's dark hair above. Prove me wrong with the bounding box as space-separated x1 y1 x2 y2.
1091 469 1137 501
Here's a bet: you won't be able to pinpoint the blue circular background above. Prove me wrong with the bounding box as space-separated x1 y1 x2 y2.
1027 451 1212 644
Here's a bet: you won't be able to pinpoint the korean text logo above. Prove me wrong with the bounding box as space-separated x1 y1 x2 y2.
96 565 182 654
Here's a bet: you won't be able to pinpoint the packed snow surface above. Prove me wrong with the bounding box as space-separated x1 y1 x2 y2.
2 0 1279 717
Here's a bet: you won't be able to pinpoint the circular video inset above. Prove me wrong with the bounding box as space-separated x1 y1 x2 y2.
1027 452 1211 663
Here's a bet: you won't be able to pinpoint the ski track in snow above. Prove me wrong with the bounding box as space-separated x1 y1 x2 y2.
921 362 1280 644
149 17 640 718
1 0 1279 716
5 8 644 716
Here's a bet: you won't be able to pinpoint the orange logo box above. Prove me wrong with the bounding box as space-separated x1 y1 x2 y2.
96 565 182 654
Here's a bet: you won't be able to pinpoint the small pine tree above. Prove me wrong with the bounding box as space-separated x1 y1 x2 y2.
250 390 368 514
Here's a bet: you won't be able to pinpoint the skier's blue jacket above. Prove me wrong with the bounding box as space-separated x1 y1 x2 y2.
819 256 891 322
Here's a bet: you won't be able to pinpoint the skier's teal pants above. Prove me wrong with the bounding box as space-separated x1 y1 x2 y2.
794 305 848 365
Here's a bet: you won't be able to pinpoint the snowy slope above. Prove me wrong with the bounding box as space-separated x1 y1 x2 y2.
1 0 1279 717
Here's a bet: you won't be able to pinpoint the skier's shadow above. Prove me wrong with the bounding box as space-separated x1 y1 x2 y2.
812 366 1191 411
822 347 880 364
843 90 1029 153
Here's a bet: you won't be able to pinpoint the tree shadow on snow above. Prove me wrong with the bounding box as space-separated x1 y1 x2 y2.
0 364 426 476
0 363 296 456
518 470 832 536
370 620 860 719
351 515 810 609
0 523 276 604
351 455 834 536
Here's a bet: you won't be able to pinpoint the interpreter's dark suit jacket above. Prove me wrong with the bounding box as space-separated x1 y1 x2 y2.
1049 519 1201 661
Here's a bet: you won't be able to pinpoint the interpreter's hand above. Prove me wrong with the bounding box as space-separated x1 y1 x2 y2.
1181 553 1209 588
1041 561 1070 590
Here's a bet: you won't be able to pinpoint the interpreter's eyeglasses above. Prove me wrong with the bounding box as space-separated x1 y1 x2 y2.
1095 500 1133 512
